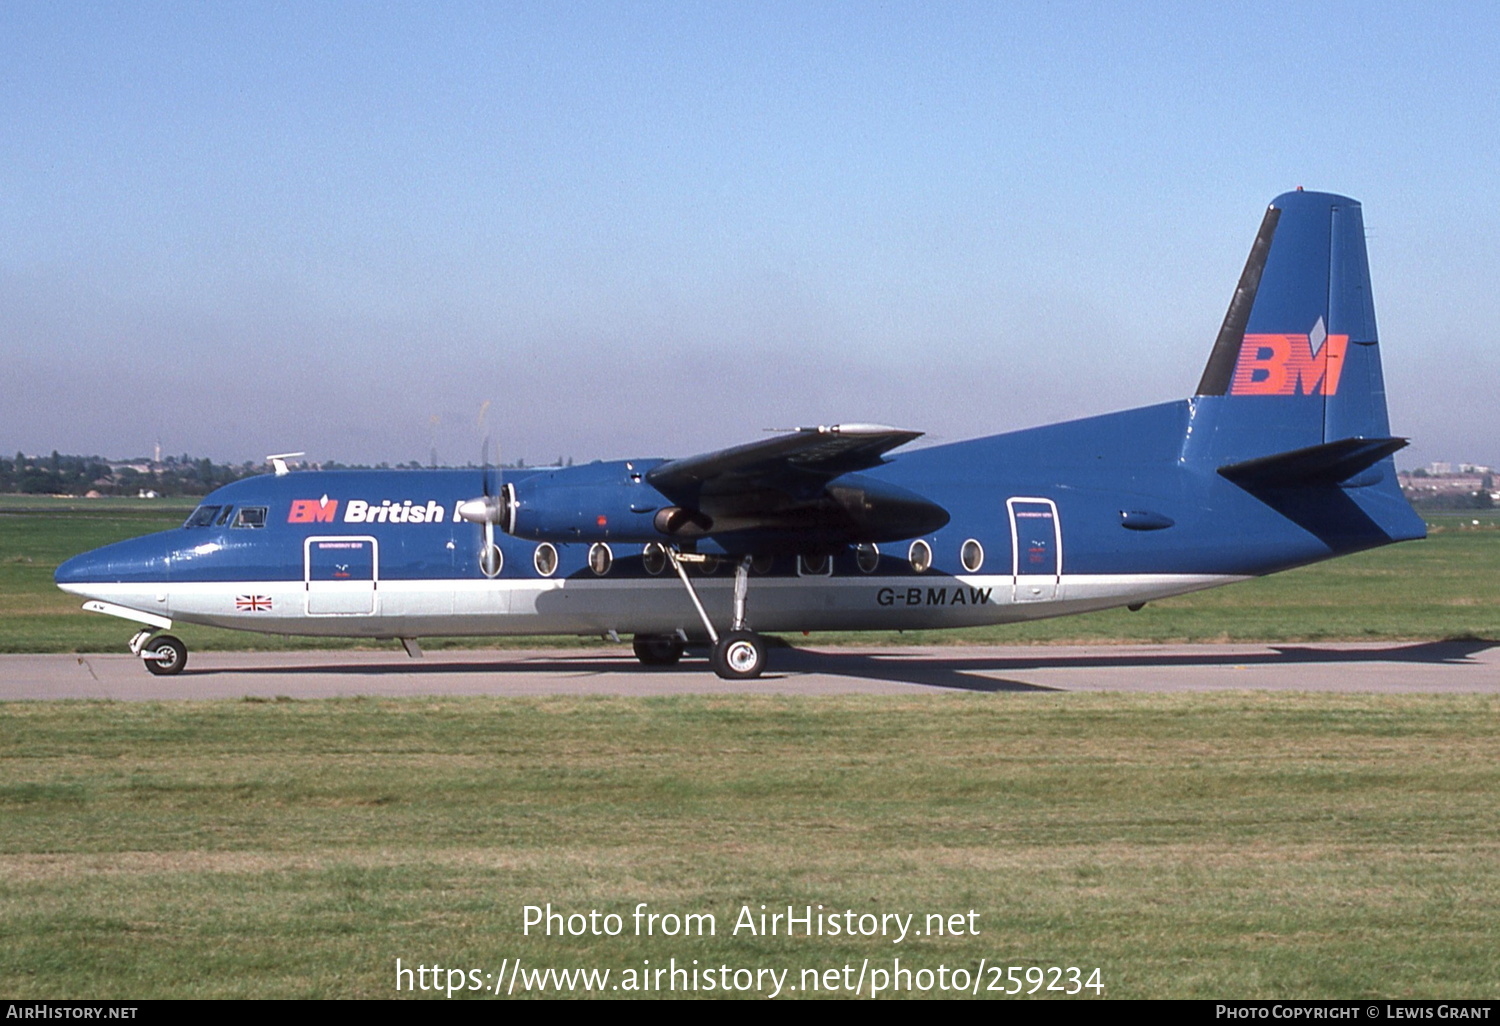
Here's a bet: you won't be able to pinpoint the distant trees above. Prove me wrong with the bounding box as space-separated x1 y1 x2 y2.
0 452 112 495
0 450 582 495
1405 489 1494 511
0 452 259 497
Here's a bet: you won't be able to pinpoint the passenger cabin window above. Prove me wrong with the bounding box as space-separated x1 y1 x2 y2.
908 539 933 573
233 507 268 529
184 505 222 528
641 542 667 576
961 539 984 573
797 553 831 576
588 543 613 576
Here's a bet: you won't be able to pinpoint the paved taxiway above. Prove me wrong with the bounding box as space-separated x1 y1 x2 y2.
3 641 1497 699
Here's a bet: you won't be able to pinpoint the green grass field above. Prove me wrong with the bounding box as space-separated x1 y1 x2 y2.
3 693 1498 999
5 496 1499 653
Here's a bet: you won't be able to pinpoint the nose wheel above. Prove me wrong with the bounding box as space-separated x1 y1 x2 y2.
129 629 188 676
142 635 188 675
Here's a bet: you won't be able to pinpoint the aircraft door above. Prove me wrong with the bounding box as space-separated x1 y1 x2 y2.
305 536 378 615
1007 498 1060 603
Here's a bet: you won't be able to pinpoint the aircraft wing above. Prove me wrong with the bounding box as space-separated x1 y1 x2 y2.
647 424 921 502
644 424 946 547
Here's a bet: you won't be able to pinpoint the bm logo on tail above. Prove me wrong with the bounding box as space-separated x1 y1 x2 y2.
1229 318 1347 396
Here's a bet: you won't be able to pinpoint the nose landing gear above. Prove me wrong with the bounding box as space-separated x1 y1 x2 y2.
129 628 188 676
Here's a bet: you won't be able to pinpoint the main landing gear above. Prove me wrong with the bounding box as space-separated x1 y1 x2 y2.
640 550 768 680
129 628 188 676
632 633 686 666
710 630 766 679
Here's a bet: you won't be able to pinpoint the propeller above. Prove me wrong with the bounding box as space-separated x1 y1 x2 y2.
457 403 507 576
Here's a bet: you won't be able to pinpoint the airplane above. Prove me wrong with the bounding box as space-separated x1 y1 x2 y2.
55 190 1426 680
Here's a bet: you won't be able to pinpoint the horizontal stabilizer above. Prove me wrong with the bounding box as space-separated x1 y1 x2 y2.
1217 436 1407 488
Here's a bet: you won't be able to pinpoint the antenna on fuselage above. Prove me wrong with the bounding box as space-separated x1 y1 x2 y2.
266 452 306 477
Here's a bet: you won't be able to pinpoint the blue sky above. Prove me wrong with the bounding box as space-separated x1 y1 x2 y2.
3 2 1496 468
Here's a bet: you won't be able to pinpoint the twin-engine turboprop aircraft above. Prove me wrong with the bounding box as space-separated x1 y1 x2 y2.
56 191 1425 679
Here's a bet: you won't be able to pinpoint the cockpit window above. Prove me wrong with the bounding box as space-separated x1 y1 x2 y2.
184 505 222 528
215 506 235 526
232 507 268 529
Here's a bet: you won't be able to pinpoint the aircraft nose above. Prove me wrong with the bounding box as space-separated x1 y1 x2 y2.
54 535 174 589
54 549 103 588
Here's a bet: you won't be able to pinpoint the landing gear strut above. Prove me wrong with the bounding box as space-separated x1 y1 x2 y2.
665 550 768 679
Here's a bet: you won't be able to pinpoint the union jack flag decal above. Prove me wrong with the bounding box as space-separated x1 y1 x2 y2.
236 595 273 612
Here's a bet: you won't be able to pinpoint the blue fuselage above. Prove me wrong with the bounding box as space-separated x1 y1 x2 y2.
54 398 1425 641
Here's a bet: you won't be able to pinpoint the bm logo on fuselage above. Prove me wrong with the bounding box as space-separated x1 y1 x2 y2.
1229 319 1348 397
287 497 451 524
288 498 339 523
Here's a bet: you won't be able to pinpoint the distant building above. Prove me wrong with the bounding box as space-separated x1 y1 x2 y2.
1400 464 1494 510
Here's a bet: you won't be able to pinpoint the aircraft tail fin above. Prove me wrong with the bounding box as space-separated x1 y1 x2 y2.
1187 191 1424 549
1187 190 1391 462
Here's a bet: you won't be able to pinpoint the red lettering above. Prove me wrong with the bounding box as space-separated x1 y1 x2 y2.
1229 333 1349 396
288 499 338 523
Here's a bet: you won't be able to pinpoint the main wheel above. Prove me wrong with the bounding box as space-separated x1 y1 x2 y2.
143 635 187 676
632 634 685 666
711 630 765 680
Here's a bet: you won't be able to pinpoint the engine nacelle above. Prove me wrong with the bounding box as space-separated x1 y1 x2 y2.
502 463 669 543
460 460 948 547
823 473 950 542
